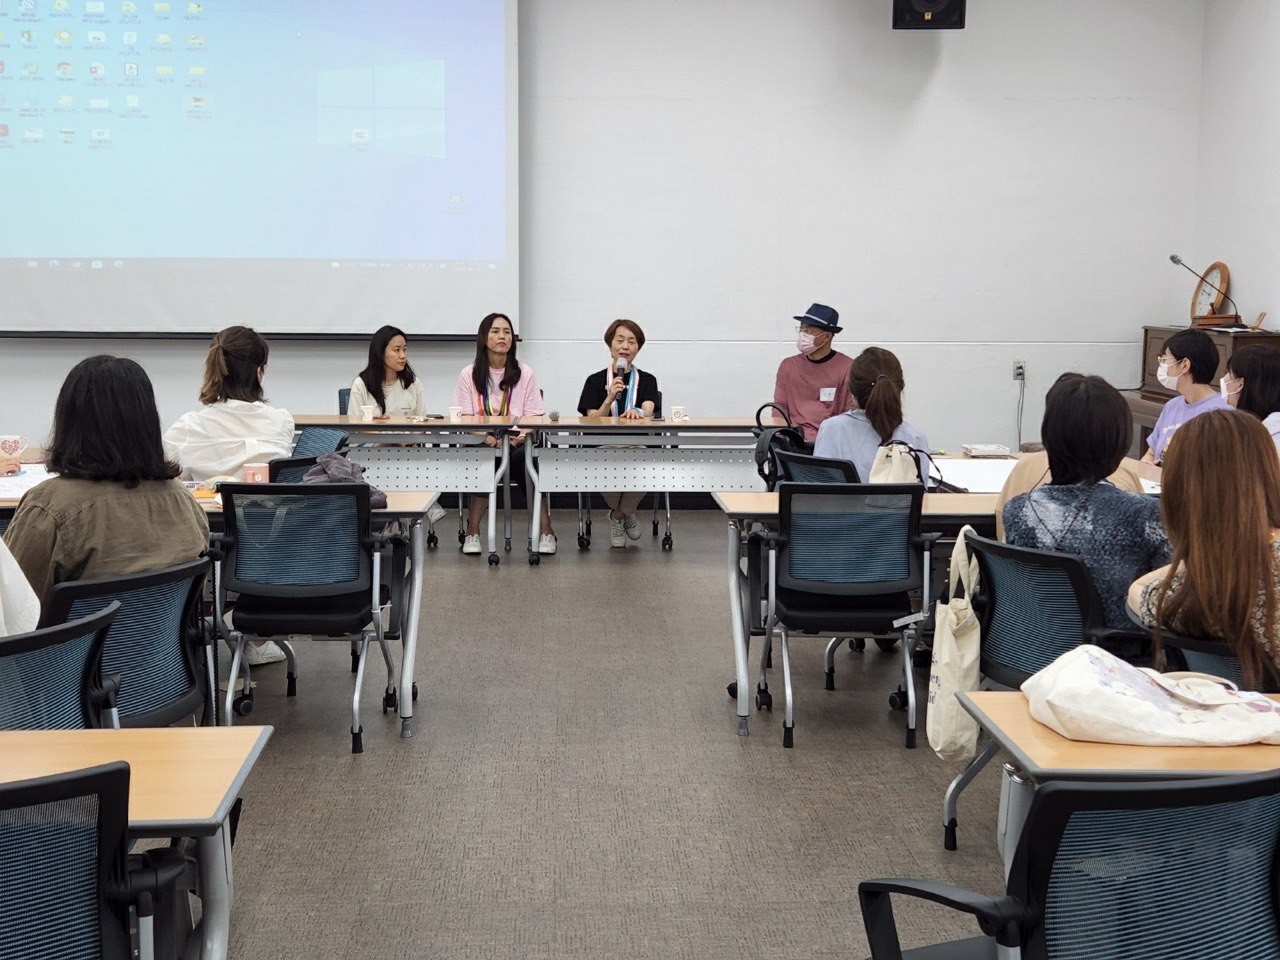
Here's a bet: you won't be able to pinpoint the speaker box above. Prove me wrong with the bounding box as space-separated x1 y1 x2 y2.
893 0 966 30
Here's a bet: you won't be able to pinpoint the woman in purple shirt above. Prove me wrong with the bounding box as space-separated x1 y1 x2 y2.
1143 329 1231 464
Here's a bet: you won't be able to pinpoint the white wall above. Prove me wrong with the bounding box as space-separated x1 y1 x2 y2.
2 1 1206 449
1193 0 1280 323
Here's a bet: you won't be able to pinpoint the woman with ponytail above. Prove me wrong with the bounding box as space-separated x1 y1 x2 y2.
163 325 295 482
813 346 928 483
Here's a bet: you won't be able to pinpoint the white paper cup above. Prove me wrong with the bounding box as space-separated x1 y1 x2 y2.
360 404 376 422
669 405 685 421
448 406 463 423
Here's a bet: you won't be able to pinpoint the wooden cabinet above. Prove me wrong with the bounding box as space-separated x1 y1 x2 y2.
1121 325 1280 450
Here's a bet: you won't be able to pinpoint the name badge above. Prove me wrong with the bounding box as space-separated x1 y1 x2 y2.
819 387 836 402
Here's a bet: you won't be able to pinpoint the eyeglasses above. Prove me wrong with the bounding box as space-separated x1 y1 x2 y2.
796 324 825 336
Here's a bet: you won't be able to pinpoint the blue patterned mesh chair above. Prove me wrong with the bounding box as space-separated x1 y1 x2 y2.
0 603 121 731
1155 628 1278 691
944 532 1150 850
215 483 397 753
267 454 321 484
338 388 351 416
0 761 189 960
773 450 861 484
756 483 937 749
862 768 1280 959
291 427 348 458
43 560 213 728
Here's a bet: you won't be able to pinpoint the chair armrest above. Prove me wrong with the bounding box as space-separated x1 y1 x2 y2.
748 530 785 549
206 532 231 562
1086 626 1150 646
913 531 944 551
859 878 1035 956
91 674 121 711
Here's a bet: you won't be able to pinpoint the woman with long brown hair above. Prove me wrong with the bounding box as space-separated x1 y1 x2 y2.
1129 410 1280 688
812 346 928 482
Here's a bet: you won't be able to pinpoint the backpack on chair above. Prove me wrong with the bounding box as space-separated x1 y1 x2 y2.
753 403 807 491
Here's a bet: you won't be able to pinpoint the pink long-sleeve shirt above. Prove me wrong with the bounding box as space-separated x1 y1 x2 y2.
451 362 546 418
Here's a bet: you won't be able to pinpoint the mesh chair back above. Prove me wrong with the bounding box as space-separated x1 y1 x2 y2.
292 427 348 458
777 483 922 596
0 762 132 960
966 533 1104 688
652 390 663 418
269 455 320 484
44 561 208 727
774 450 860 484
218 483 371 598
1160 631 1250 688
0 516 9 536
338 388 351 415
0 603 119 731
1012 772 1280 960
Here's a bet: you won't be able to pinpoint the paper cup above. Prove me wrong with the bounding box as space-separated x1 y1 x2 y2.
448 406 463 423
669 406 685 421
0 435 28 458
360 404 376 422
243 463 269 483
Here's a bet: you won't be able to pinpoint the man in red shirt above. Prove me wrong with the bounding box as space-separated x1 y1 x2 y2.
772 303 853 443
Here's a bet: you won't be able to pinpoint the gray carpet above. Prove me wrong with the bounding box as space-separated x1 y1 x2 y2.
226 511 1005 959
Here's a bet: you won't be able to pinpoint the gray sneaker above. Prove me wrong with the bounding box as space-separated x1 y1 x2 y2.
623 513 642 541
609 517 626 548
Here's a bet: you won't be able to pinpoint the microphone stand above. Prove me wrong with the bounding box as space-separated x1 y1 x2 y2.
1170 255 1242 328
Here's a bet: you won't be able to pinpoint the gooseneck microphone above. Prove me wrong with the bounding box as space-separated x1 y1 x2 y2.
1169 254 1242 320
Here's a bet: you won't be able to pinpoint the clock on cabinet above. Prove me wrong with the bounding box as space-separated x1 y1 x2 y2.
1190 261 1241 328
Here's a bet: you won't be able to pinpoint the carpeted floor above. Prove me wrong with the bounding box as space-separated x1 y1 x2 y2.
225 510 1004 959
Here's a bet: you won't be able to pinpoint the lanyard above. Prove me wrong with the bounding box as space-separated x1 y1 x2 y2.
479 372 511 416
608 365 638 416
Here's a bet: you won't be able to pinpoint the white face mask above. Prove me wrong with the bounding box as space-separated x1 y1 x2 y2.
1221 376 1242 404
796 331 818 356
1156 360 1180 391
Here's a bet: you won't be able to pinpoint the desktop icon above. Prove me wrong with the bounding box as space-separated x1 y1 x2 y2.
18 0 35 11
58 94 75 107
59 128 76 141
53 0 71 10
121 0 138 10
21 62 37 76
20 31 35 44
86 1 106 13
88 30 106 43
125 93 139 108
0 125 8 139
188 64 205 76
54 29 72 45
156 64 173 76
154 1 170 10
91 260 103 268
91 128 110 140
187 1 202 12
89 96 109 108
351 128 370 143
155 32 171 44
0 62 4 76
123 31 137 44
187 95 205 108
0 32 5 42
24 128 44 142
187 34 204 46
89 62 105 75
123 62 138 76
56 61 72 77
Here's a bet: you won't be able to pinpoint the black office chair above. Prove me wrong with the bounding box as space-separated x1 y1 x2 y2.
754 483 938 748
863 768 1280 959
214 483 401 752
773 450 861 484
338 387 351 416
43 560 214 728
0 762 189 960
0 603 121 730
943 533 1149 850
291 427 348 458
267 454 321 484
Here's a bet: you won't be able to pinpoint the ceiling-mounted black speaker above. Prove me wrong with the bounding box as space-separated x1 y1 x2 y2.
893 0 966 29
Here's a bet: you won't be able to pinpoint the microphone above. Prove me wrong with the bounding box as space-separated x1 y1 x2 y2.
614 355 628 379
1169 254 1241 321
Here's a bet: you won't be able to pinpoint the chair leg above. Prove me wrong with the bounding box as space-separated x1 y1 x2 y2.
943 740 1000 851
203 642 218 726
223 632 250 726
280 639 298 697
824 637 844 690
349 638 359 674
378 621 398 715
901 628 917 749
780 626 794 747
752 622 773 712
352 630 371 754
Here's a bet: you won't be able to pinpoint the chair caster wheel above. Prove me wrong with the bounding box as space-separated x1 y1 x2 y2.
233 695 253 717
427 533 439 550
382 689 397 714
585 520 592 537
726 681 738 700
944 820 958 852
783 726 794 748
661 535 673 551
824 669 835 691
577 534 590 550
755 688 772 712
652 522 659 536
286 673 297 697
504 538 512 552
529 554 540 566
412 682 419 701
888 690 907 711
905 728 917 749
913 646 932 669
851 638 866 652
875 637 898 652
352 726 363 754
487 553 499 566
457 532 466 545
350 652 359 673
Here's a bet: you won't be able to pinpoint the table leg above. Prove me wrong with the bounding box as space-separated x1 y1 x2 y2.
488 439 507 559
997 762 1033 878
528 437 543 551
399 518 425 738
192 825 232 960
728 520 750 735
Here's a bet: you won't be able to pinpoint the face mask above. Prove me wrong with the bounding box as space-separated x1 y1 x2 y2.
1221 377 1241 403
797 331 818 356
1156 361 1180 391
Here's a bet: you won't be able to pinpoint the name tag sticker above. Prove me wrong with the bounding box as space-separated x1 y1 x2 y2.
819 387 836 402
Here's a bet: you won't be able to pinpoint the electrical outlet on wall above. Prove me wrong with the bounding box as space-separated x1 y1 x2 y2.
1012 361 1026 381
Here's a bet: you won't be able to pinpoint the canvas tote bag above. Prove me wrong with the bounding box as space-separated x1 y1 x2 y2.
1022 644 1280 746
926 526 982 761
869 441 923 483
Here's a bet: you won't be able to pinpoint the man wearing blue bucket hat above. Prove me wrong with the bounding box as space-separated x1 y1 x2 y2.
771 303 853 443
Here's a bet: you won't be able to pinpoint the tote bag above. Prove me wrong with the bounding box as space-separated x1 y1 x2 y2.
869 441 923 484
926 526 982 761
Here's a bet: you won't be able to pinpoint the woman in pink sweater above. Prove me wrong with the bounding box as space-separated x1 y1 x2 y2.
450 313 557 555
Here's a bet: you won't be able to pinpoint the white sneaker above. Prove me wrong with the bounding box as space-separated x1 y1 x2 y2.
243 640 286 666
623 513 642 541
538 534 558 555
217 676 256 694
462 534 481 555
609 517 626 548
427 503 447 524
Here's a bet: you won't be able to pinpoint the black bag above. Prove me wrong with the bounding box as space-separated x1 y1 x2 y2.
752 403 807 491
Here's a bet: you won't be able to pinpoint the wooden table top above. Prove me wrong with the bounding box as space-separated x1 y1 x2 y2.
0 726 272 835
0 488 439 514
294 414 515 428
961 691 1280 779
518 415 785 430
712 490 999 519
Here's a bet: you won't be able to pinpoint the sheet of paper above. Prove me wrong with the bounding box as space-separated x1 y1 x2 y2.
0 465 53 501
930 457 1019 493
1141 479 1161 495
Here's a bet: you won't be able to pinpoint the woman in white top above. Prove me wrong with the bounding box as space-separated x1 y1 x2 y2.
164 326 295 483
349 326 425 419
1221 345 1280 453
